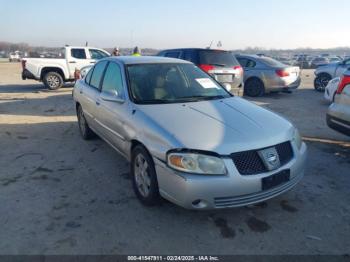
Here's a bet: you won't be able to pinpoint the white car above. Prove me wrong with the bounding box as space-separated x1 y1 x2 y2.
22 46 110 90
9 51 21 62
324 77 340 102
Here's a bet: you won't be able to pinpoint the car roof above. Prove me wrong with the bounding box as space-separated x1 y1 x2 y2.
104 56 192 65
160 48 229 52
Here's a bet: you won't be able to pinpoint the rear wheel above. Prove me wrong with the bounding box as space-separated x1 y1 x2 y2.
131 145 160 206
314 74 331 92
244 78 265 97
43 71 63 90
77 105 95 140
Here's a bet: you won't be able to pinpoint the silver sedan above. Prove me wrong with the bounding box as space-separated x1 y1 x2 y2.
73 56 307 209
236 55 301 97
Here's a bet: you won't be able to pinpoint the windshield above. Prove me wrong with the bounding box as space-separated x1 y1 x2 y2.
127 63 232 104
259 56 287 67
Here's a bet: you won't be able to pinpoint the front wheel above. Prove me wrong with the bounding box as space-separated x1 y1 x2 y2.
131 145 160 206
314 74 331 92
43 71 63 90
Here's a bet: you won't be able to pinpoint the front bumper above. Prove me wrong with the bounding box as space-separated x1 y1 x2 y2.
327 114 350 136
155 142 307 210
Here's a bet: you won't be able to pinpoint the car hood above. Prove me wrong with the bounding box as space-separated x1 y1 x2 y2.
135 97 294 155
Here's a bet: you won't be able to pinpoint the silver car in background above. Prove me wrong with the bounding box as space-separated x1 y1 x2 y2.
327 70 350 136
236 55 301 97
73 56 307 210
314 59 350 92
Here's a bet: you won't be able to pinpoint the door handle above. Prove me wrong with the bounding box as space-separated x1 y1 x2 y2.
96 100 100 106
90 61 96 64
69 61 77 64
79 89 83 94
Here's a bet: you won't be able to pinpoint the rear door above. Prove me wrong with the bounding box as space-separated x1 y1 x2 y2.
67 48 90 79
78 60 108 130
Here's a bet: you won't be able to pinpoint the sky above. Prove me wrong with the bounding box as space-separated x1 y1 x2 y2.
1 0 350 50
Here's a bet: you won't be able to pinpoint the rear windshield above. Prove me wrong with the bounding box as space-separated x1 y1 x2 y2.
199 50 239 67
259 57 287 67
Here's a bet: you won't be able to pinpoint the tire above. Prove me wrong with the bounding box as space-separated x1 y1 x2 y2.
314 74 331 92
131 145 160 206
244 78 265 97
76 105 95 140
43 71 63 90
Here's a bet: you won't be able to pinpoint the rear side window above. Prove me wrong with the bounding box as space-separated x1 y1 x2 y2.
259 57 286 67
90 61 108 89
101 62 124 96
199 51 239 67
165 51 181 58
183 50 198 63
89 49 109 60
71 48 86 59
237 57 256 68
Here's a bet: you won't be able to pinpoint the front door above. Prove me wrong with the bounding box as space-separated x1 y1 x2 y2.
96 61 128 153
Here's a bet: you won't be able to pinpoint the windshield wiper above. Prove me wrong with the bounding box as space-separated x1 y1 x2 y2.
138 99 174 104
177 95 228 102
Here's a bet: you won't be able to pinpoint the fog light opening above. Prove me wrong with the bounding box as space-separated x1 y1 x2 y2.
192 199 207 209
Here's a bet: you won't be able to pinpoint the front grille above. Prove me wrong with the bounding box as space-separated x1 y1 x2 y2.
275 141 294 166
231 141 293 175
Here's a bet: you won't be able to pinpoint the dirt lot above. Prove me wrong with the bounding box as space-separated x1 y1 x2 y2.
0 63 349 255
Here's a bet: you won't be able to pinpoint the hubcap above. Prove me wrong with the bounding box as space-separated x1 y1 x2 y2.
134 154 151 197
47 75 60 88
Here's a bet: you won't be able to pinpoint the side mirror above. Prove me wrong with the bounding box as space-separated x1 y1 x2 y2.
100 91 124 103
222 83 232 92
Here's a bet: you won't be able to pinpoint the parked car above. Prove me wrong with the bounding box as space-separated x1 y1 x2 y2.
73 56 307 209
74 65 93 81
9 51 22 62
327 70 350 136
324 77 340 103
236 55 301 97
22 46 110 90
157 48 244 96
314 59 350 92
309 57 329 69
293 55 312 69
328 56 342 64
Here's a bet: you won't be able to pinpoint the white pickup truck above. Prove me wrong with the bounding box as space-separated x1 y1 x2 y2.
22 46 110 90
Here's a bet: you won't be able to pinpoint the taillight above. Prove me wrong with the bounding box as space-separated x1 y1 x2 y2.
199 64 214 72
74 69 81 80
21 60 26 70
276 69 290 77
336 75 350 94
233 65 243 72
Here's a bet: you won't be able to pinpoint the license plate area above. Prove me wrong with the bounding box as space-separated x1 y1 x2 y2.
262 170 290 191
215 74 233 82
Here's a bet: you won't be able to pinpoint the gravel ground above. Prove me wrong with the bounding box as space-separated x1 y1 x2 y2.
0 63 349 255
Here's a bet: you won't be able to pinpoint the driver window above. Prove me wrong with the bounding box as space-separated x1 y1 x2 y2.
101 62 124 97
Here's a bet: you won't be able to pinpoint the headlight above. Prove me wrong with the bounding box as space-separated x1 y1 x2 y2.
167 152 227 175
293 128 302 150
